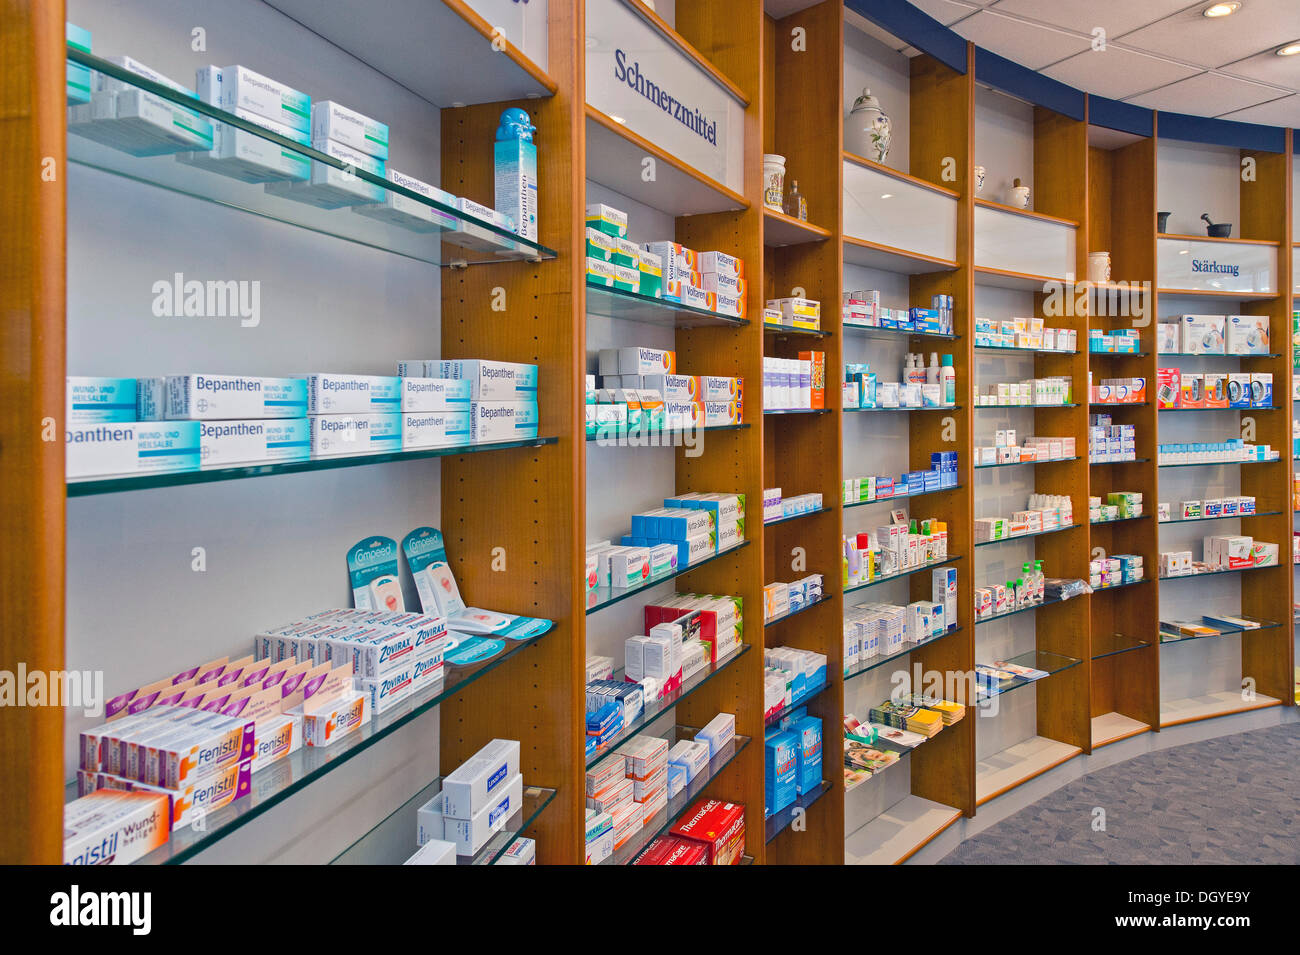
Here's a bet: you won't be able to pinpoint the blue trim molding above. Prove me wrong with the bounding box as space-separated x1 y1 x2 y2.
843 0 967 74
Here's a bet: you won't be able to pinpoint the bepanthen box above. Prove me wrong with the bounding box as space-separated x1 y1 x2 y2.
311 100 389 160
266 138 384 208
164 375 308 420
400 377 472 412
67 377 136 424
66 422 200 478
403 411 471 449
304 374 401 414
354 168 459 232
307 413 402 457
208 65 311 134
180 108 311 183
199 418 310 467
439 359 538 401
469 401 539 442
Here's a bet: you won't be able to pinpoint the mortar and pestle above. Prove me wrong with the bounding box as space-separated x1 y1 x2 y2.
1200 213 1232 238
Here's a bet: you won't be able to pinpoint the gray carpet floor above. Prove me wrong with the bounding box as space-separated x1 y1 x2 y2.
941 723 1300 864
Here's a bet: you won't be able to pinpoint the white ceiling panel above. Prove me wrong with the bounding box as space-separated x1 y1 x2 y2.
1115 0 1300 70
954 9 1093 69
1217 48 1300 87
1043 44 1201 100
987 0 1194 41
1217 93 1300 126
908 0 982 26
1126 70 1291 115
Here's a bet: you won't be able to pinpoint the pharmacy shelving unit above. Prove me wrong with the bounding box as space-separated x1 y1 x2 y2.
3 0 1298 866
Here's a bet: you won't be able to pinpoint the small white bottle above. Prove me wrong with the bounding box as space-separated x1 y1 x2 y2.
927 352 940 386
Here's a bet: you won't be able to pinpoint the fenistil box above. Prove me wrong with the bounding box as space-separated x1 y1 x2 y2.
469 401 539 442
165 374 308 419
305 374 401 414
209 65 310 134
308 413 402 457
403 411 471 449
400 377 471 412
311 100 389 160
438 359 539 401
63 791 170 865
66 422 200 478
67 377 136 424
199 419 310 467
442 738 521 819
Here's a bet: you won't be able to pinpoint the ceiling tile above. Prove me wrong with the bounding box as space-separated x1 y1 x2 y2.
1217 48 1300 89
907 0 981 26
1217 93 1300 125
950 9 1093 69
1115 0 1300 69
1126 70 1291 116
985 0 1192 40
1043 44 1201 100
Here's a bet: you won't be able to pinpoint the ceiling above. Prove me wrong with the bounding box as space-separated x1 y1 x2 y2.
851 0 1300 126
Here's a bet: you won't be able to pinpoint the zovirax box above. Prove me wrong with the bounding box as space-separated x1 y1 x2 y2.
310 100 389 160
403 411 471 449
439 359 539 401
166 375 308 419
199 418 310 467
66 422 200 478
308 413 402 457
400 377 472 412
442 738 521 819
304 374 401 414
469 401 539 442
67 377 136 424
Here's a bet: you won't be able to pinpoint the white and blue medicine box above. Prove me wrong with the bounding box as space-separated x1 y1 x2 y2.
66 23 92 105
790 715 822 796
469 401 539 443
764 729 798 816
66 377 137 424
308 412 401 457
199 418 310 467
66 422 200 478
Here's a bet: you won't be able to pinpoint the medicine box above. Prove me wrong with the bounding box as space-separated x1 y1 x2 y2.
304 374 401 415
267 138 384 208
307 413 401 457
469 401 539 442
404 839 456 865
354 168 459 233
442 738 521 819
443 773 524 856
160 374 307 420
439 359 539 401
1227 315 1269 355
66 421 201 478
199 418 310 467
400 377 472 412
210 65 311 134
311 100 389 160
66 377 136 424
403 411 471 449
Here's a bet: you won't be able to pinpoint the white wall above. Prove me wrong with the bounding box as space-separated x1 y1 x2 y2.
1156 141 1240 238
974 86 1034 209
843 22 910 174
67 0 447 863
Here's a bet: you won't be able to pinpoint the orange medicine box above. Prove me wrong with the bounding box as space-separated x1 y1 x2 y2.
799 351 825 409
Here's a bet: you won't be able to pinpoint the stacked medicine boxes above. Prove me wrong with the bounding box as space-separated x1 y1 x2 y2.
416 739 523 858
68 54 215 158
269 97 389 208
182 64 312 183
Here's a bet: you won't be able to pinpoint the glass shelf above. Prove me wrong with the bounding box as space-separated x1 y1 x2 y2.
975 457 1078 469
764 505 832 526
1092 514 1150 525
973 403 1079 410
1091 632 1152 660
1158 614 1281 645
585 643 751 771
843 627 962 683
67 436 559 496
764 680 829 728
764 592 832 627
585 424 749 447
586 540 750 615
586 284 749 329
122 620 554 864
974 649 1081 701
1090 457 1151 466
976 594 1064 625
844 554 962 595
763 322 830 337
843 325 959 342
1090 350 1150 358
606 730 752 865
765 408 832 415
1159 509 1280 524
329 776 556 865
975 345 1078 356
973 523 1080 547
843 483 961 507
67 48 557 268
1160 562 1278 581
765 779 831 843
1090 401 1147 408
1158 458 1280 468
1093 578 1149 594
845 405 960 414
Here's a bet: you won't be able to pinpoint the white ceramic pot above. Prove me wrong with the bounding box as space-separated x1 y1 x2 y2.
974 165 985 196
1007 178 1030 209
762 154 786 211
847 88 891 163
1088 252 1111 285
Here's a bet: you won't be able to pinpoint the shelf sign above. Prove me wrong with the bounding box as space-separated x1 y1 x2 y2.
585 0 744 192
1157 237 1276 295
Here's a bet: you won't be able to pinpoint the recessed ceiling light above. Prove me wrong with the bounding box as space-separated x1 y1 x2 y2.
880 193 893 199
1276 41 1300 55
1202 2 1241 17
